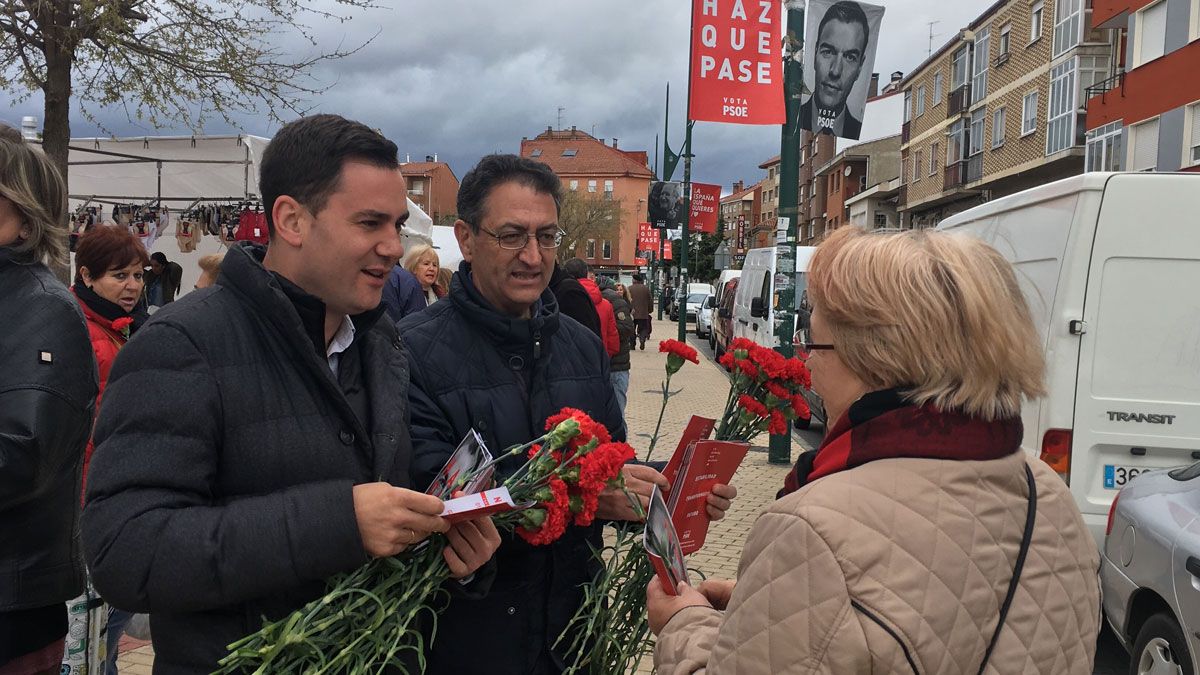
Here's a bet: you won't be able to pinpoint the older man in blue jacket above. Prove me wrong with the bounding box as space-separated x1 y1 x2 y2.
399 154 736 674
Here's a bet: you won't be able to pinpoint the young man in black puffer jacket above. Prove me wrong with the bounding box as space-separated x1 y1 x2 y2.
399 154 737 675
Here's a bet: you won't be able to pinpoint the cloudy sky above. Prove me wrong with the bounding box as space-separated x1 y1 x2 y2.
1 0 994 191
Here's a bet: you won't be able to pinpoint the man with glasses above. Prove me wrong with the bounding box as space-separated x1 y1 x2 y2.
398 154 735 673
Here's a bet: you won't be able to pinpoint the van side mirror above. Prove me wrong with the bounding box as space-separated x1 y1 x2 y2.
750 297 766 318
718 307 732 319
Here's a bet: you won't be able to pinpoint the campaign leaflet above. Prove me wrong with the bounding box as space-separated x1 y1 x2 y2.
426 429 495 499
644 485 690 596
667 440 750 556
440 487 520 524
661 416 716 485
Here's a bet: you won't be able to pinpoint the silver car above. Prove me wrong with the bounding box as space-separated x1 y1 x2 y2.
1100 459 1200 675
695 295 715 339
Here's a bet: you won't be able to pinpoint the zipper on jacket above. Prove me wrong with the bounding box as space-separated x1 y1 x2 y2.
850 599 920 675
533 330 542 360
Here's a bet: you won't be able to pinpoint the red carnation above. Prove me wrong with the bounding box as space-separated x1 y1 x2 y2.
517 476 570 546
737 359 760 380
765 382 792 401
545 407 588 432
737 394 769 418
768 409 789 435
112 316 133 338
659 339 699 375
791 395 811 418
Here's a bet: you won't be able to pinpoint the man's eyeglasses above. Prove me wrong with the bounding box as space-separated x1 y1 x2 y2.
793 328 835 353
478 226 563 250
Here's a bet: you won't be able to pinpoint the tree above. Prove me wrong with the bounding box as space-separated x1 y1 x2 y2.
0 0 373 208
556 188 622 263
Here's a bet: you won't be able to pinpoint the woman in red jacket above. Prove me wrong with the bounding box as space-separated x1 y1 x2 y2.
71 225 149 486
69 224 148 675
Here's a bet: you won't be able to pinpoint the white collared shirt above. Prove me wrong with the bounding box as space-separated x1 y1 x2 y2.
326 314 356 377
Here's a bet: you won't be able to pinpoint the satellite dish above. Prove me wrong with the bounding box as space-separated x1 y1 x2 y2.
844 166 853 177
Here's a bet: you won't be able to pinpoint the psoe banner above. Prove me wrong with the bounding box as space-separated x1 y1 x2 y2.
689 183 721 234
688 0 784 125
638 222 661 252
801 0 886 140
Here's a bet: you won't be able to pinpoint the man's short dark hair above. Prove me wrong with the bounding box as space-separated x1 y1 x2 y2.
563 257 589 280
259 114 399 236
632 273 644 282
457 154 562 232
818 1 871 52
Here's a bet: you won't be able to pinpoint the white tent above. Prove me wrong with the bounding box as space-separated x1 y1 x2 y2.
62 134 436 295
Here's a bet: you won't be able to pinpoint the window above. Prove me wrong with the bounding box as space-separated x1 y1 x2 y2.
903 89 912 123
530 149 542 158
915 85 926 117
569 179 578 191
952 46 969 89
969 108 986 156
999 23 1012 57
900 154 908 184
933 72 943 102
562 149 577 157
913 150 923 182
585 239 596 258
1192 0 1200 41
1135 0 1167 66
947 119 966 164
1022 91 1039 136
603 179 614 200
1085 121 1124 171
971 27 990 104
1129 118 1160 171
1047 60 1077 155
874 212 889 227
992 107 1007 148
1186 102 1200 166
1078 55 1110 100
602 240 612 259
1053 0 1082 57
930 142 940 175
587 179 597 193
1031 2 1044 43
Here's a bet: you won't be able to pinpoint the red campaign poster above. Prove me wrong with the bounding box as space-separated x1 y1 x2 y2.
688 0 784 125
638 222 661 252
689 183 721 234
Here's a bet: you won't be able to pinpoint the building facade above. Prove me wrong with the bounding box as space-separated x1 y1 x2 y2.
899 0 1118 228
1084 0 1200 172
719 179 763 262
519 127 653 273
814 134 903 239
799 131 837 245
754 155 781 249
400 160 460 224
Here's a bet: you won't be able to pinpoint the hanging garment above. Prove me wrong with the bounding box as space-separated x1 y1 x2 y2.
176 218 199 253
234 208 268 244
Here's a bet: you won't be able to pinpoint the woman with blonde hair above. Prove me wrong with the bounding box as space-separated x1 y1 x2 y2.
195 252 224 290
647 226 1101 674
403 243 445 307
0 125 97 675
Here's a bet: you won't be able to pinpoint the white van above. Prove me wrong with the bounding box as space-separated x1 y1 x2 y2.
732 246 817 347
938 172 1200 547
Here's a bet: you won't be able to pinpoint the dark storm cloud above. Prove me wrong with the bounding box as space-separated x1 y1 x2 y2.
1 0 992 191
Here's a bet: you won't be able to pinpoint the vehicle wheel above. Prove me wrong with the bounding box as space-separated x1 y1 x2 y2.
1130 612 1194 675
709 333 715 351
793 414 813 430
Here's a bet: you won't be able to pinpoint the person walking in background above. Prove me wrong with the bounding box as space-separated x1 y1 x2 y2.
81 115 498 674
69 225 150 674
403 244 446 307
436 266 453 296
548 258 601 338
647 227 1100 674
0 125 98 675
628 272 653 350
195 252 224 290
142 251 182 307
599 276 634 415
564 258 618 357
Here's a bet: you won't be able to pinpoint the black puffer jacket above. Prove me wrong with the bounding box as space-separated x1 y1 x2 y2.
601 287 634 372
0 248 96 621
400 264 624 674
82 243 417 674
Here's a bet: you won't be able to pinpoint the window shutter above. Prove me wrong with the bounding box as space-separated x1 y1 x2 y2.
1138 2 1167 65
1189 104 1200 163
1132 119 1159 171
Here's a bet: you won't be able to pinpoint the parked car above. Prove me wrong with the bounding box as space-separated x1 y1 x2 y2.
695 294 715 339
938 172 1200 548
672 291 709 323
1100 460 1200 675
712 278 739 357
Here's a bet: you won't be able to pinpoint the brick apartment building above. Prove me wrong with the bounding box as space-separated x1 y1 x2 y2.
719 179 763 261
899 0 1119 228
519 127 653 273
1083 0 1200 172
814 133 902 234
755 155 782 249
400 159 460 224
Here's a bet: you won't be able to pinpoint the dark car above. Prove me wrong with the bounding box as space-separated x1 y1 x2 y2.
712 278 739 358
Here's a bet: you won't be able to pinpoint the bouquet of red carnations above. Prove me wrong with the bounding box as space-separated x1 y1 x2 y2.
216 408 632 674
558 338 812 674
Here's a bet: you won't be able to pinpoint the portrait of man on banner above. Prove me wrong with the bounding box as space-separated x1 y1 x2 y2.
648 181 684 229
801 0 886 140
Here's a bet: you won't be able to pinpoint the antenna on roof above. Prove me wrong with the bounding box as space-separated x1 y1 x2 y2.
557 106 566 130
927 21 941 57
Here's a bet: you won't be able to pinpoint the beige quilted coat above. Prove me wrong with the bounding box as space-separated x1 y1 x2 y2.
655 451 1100 674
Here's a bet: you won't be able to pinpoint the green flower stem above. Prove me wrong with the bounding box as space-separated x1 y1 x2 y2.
643 373 673 462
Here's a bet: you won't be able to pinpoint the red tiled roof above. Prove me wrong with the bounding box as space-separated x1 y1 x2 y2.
758 155 781 169
400 162 457 181
721 179 764 204
520 130 653 179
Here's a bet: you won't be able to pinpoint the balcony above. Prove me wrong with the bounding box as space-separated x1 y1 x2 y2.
943 155 983 190
902 121 911 144
1085 69 1125 105
1092 0 1132 30
947 84 971 118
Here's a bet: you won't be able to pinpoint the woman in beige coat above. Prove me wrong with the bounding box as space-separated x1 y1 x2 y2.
647 226 1101 674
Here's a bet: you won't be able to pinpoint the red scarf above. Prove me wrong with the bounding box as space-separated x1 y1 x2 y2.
780 389 1022 497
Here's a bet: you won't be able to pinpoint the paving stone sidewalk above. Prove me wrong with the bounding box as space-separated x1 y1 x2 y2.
117 317 815 673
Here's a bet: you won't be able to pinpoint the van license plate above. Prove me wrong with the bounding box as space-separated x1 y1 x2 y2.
1103 465 1150 489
